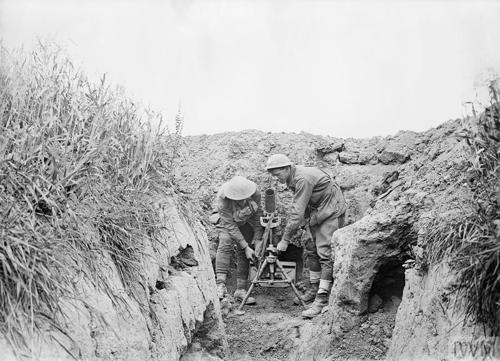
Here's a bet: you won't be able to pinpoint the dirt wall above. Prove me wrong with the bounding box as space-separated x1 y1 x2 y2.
0 194 227 361
387 265 490 361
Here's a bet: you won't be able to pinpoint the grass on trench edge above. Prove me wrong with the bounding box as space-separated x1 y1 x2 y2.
423 82 500 335
0 43 183 357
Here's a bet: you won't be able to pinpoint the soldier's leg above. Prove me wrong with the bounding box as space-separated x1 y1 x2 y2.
234 223 256 304
300 229 321 301
315 214 342 292
215 229 233 298
302 214 343 318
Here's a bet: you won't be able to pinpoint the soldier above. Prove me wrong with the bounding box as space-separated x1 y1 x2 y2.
214 175 263 304
266 154 346 318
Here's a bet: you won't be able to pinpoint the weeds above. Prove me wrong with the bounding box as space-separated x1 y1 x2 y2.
424 79 500 335
0 43 180 357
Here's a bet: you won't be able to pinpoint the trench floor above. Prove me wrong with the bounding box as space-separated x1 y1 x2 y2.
222 285 399 361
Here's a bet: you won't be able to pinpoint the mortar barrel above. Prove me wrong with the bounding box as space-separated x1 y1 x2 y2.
264 188 276 213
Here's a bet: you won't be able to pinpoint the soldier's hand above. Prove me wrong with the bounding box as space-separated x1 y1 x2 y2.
244 246 256 261
277 239 289 252
253 239 262 258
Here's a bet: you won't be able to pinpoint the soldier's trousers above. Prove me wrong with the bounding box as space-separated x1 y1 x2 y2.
215 223 253 285
304 213 345 281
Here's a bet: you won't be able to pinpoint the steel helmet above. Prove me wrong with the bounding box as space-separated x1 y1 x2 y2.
222 176 257 200
266 154 292 170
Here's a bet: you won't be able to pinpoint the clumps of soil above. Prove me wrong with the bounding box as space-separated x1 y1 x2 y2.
326 261 405 360
170 245 199 269
190 302 227 359
328 301 400 361
224 287 304 361
222 283 402 361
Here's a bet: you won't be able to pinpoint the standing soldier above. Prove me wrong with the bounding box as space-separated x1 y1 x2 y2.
214 175 263 304
266 154 346 318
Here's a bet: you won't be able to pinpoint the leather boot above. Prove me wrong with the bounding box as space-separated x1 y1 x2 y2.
233 289 256 305
301 292 328 319
293 282 319 304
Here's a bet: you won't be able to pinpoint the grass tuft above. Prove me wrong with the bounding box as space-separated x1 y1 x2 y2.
0 43 181 357
424 80 500 335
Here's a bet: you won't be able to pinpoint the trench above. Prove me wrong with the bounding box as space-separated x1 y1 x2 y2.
205 230 411 361
195 182 411 360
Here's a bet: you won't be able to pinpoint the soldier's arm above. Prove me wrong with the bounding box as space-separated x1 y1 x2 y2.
282 178 313 242
218 199 249 249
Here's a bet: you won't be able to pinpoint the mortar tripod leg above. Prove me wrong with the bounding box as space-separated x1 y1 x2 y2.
276 260 308 309
237 259 268 312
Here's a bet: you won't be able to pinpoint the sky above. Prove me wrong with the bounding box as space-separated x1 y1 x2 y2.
0 0 499 138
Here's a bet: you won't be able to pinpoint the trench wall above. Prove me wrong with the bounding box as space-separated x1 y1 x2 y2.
0 195 227 361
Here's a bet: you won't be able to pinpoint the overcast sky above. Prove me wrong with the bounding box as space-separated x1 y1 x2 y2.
1 0 499 137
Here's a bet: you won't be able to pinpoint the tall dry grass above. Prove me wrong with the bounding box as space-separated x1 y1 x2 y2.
425 79 500 335
0 43 181 357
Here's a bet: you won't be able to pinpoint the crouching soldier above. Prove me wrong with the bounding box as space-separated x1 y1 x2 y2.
214 175 263 304
266 154 346 318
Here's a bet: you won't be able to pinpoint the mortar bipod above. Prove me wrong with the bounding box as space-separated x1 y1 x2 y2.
260 212 280 228
236 210 307 314
236 245 307 314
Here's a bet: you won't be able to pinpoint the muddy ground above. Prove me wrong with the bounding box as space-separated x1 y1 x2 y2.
222 268 401 361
